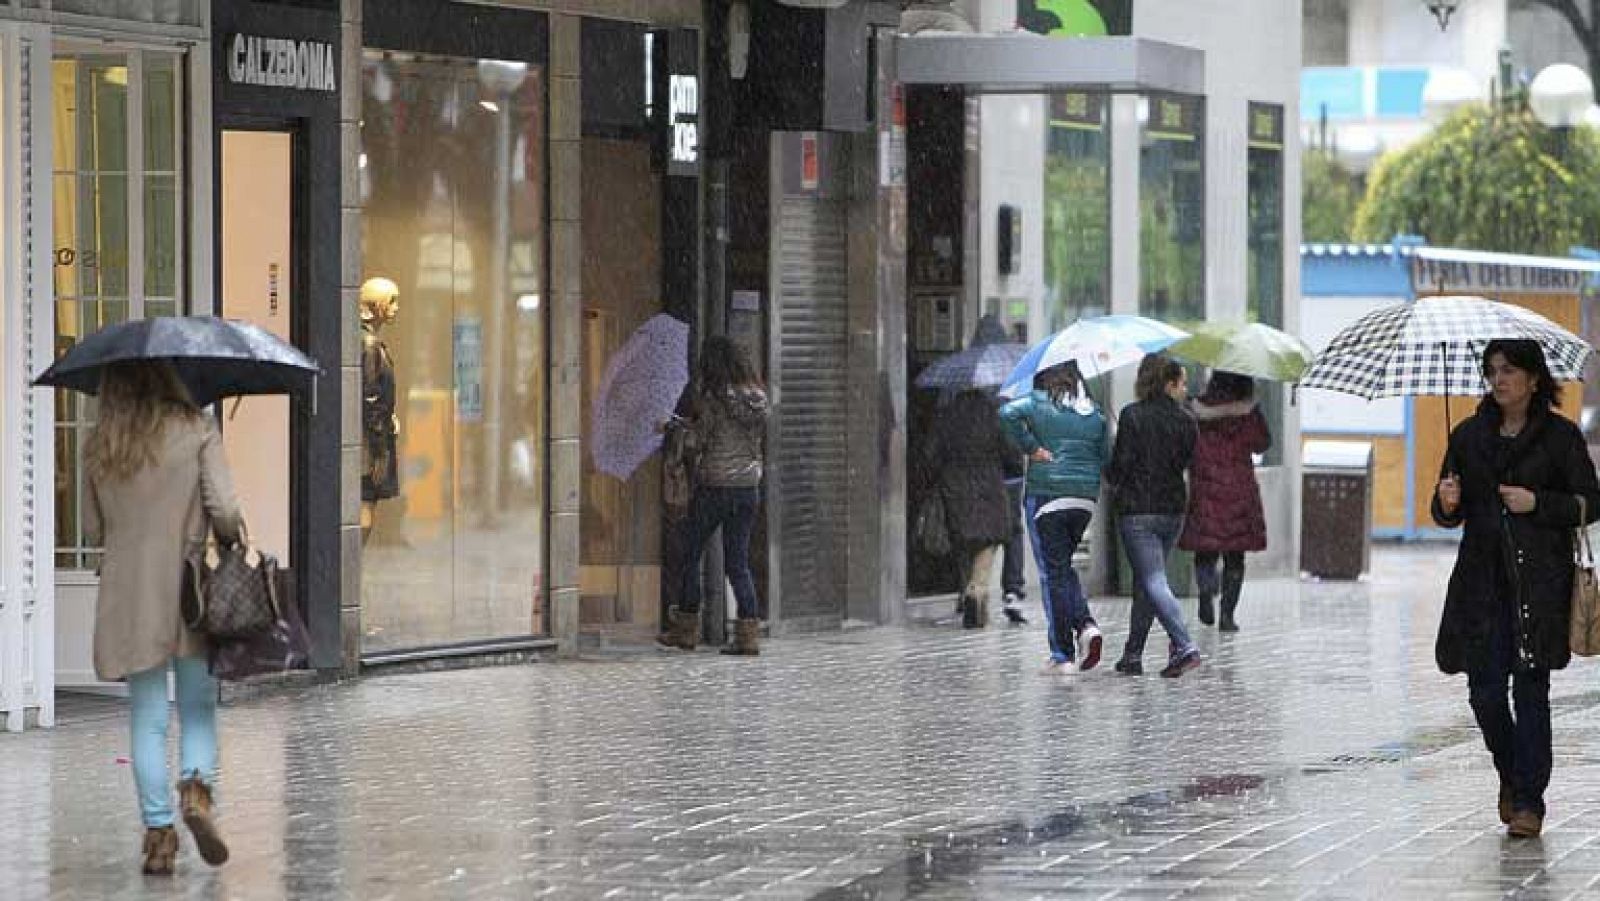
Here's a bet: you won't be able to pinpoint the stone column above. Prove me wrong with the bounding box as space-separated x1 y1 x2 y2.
338 0 364 674
548 14 584 655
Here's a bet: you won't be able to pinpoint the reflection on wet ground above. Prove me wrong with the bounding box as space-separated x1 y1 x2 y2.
10 546 1600 899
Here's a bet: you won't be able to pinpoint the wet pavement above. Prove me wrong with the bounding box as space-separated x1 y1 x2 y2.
10 545 1600 899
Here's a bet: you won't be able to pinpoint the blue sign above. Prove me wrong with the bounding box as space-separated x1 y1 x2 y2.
453 317 483 422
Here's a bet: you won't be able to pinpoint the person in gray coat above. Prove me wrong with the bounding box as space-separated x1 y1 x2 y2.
925 389 1016 628
84 361 241 875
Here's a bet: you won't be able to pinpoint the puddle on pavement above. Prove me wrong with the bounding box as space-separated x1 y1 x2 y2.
809 691 1600 901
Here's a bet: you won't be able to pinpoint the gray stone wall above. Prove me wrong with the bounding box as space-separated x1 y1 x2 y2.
548 13 583 655
339 0 363 673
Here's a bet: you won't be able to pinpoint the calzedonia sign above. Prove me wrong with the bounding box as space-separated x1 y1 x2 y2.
227 33 337 93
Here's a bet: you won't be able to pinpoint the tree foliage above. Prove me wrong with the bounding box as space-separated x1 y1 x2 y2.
1301 148 1362 243
1519 0 1600 89
1353 103 1600 255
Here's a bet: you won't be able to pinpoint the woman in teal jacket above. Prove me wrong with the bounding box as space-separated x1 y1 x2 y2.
999 362 1110 673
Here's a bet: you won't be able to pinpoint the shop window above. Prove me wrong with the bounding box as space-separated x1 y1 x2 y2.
1043 91 1111 330
52 48 185 571
1248 102 1285 465
1138 92 1205 327
359 52 549 651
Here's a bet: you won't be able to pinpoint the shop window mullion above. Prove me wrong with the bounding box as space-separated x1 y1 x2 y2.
126 48 144 321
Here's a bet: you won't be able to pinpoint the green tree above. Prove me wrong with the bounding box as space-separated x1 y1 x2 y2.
1518 0 1600 89
1301 148 1362 243
1353 103 1600 255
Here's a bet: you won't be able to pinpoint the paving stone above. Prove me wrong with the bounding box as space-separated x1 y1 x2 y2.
11 546 1600 899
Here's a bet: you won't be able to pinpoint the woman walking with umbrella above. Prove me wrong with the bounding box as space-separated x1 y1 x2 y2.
1109 353 1201 678
84 361 242 874
1432 339 1599 838
1000 361 1110 673
1180 371 1271 632
660 336 769 655
925 389 1018 628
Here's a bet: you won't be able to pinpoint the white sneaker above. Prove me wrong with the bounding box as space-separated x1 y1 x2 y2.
1041 659 1069 674
1077 624 1104 671
1055 659 1083 676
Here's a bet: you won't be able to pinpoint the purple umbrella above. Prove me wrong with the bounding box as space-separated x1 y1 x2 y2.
591 314 690 479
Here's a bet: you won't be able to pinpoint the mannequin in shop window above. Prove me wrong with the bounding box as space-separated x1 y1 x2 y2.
360 277 401 541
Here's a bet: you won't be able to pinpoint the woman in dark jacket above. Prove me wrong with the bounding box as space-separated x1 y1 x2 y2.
660 337 769 656
1180 371 1271 632
1108 354 1201 678
926 389 1017 628
1432 339 1600 839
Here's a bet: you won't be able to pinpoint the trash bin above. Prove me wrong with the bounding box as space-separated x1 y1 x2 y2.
1300 440 1373 580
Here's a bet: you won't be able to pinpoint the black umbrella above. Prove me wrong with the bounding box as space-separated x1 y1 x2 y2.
33 316 321 408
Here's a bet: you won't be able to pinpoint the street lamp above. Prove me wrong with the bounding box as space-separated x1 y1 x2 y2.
1529 63 1595 129
1424 0 1461 32
1422 67 1484 123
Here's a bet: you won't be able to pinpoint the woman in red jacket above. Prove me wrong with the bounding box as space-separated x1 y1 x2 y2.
1180 371 1271 632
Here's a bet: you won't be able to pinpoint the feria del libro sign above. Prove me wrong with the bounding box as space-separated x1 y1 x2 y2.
228 34 336 92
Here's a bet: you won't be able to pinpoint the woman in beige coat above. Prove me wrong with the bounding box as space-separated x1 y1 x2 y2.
84 361 241 875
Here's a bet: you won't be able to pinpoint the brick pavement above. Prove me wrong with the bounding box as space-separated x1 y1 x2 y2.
7 545 1600 899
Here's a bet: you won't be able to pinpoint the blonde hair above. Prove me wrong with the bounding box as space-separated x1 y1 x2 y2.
84 361 200 482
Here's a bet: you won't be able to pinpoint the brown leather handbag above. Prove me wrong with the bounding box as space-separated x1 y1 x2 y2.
182 521 280 641
1570 496 1600 656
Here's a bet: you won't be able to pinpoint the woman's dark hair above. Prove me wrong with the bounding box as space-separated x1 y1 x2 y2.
1200 370 1255 405
1482 338 1560 410
699 335 764 394
1134 353 1185 402
1035 360 1084 404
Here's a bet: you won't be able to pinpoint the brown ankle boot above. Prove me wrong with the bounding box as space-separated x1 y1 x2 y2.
722 618 761 656
177 775 230 866
1508 809 1544 838
141 825 178 875
657 606 700 650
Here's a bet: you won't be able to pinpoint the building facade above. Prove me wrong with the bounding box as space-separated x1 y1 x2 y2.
344 0 705 665
899 0 1304 599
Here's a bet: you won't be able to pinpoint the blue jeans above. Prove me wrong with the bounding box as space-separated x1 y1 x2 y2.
1025 496 1094 663
680 486 761 619
1468 600 1552 816
1118 514 1196 661
128 656 218 828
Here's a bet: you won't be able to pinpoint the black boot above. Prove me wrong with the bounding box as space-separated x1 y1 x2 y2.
1197 592 1215 626
1219 568 1244 633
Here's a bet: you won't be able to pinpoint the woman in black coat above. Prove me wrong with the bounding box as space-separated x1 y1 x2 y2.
1432 339 1600 839
926 389 1015 628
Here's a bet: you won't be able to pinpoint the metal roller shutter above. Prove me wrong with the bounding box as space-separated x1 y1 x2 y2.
770 194 849 621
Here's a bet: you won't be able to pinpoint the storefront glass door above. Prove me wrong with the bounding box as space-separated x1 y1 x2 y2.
359 52 549 653
51 43 185 688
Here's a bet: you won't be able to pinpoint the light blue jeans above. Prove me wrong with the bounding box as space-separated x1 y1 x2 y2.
128 656 218 828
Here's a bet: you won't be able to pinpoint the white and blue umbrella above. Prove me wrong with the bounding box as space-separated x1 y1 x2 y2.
999 314 1189 398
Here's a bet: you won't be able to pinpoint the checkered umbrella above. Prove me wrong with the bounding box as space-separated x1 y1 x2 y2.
1300 295 1593 399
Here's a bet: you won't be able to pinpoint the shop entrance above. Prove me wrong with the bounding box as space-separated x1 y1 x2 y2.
578 137 664 643
219 129 298 578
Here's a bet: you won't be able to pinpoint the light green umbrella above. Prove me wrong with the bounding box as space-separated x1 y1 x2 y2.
1169 321 1314 382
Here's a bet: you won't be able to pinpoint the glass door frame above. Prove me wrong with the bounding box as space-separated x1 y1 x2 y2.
50 37 196 578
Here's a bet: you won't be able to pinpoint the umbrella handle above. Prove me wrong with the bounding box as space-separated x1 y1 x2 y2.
1441 341 1450 439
